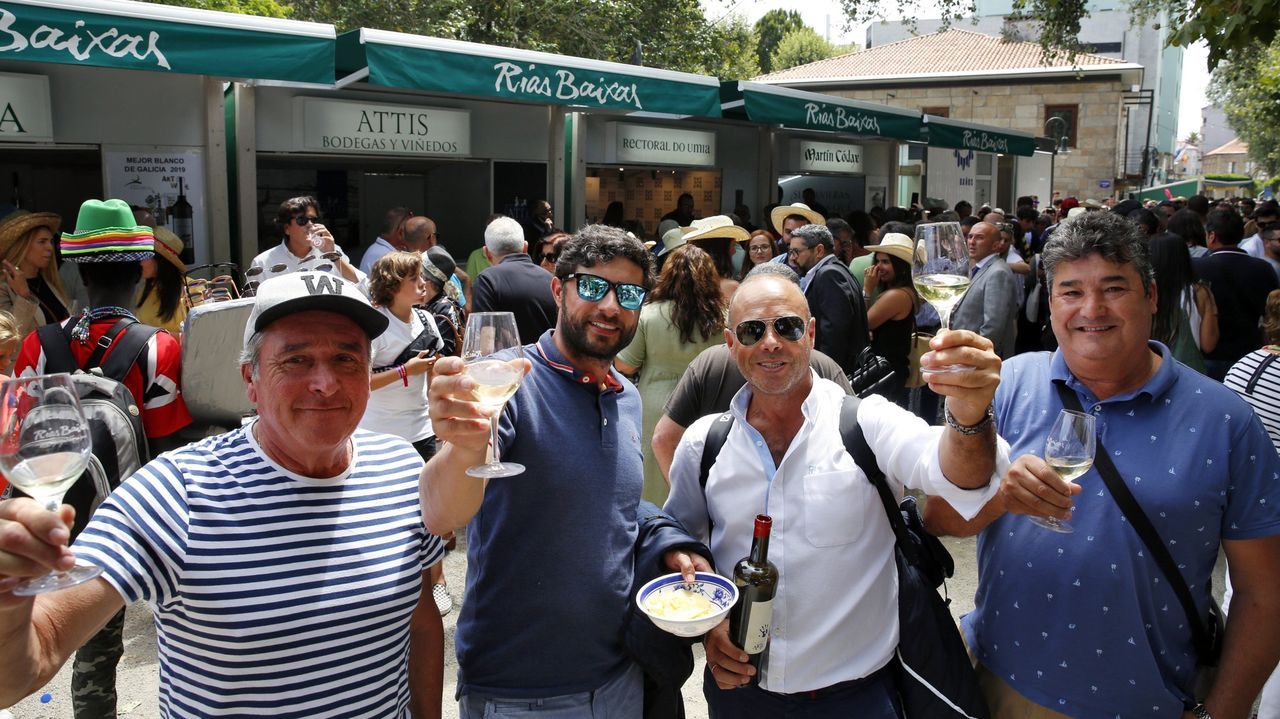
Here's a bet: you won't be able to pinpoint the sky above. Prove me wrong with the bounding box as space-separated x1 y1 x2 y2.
702 0 1212 141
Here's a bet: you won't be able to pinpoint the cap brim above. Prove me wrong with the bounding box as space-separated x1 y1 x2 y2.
253 295 389 340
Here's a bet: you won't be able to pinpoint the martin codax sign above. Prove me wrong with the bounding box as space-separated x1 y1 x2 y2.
795 140 863 175
294 97 470 157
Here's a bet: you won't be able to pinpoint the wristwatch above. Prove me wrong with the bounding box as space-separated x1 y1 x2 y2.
1190 703 1212 719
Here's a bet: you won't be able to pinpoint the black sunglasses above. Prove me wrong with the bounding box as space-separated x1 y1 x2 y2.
565 272 646 311
734 315 806 347
543 252 560 263
292 215 319 226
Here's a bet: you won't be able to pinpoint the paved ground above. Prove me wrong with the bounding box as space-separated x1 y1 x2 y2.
6 532 1230 719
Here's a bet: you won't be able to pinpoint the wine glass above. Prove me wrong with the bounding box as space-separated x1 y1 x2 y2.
462 312 526 478
911 221 975 374
0 374 97 595
306 220 326 251
1029 409 1096 534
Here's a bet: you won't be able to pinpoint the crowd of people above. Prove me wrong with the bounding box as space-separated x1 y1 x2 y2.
0 186 1277 719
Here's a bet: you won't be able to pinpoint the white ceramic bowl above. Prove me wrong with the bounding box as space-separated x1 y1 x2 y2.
637 571 738 637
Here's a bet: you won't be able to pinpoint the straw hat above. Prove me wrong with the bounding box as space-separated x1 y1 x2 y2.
682 215 750 244
0 210 61 256
1082 198 1103 210
769 203 825 235
151 226 186 273
863 232 921 265
1067 206 1088 219
60 199 154 263
656 226 688 257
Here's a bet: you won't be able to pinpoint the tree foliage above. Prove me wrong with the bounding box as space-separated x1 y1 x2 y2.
772 27 838 72
705 15 761 81
141 0 292 18
753 9 806 75
1207 40 1280 178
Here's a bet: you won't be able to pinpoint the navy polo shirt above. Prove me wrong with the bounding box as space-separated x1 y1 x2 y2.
455 330 645 698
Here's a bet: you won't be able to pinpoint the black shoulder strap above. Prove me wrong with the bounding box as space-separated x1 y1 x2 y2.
35 321 79 375
1053 382 1213 657
699 412 735 489
98 321 161 383
1245 353 1280 395
838 395 920 564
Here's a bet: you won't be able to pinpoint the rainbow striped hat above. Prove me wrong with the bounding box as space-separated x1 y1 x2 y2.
60 199 155 264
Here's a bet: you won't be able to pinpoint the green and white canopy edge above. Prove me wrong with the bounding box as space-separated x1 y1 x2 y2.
722 81 923 142
0 0 334 84
923 115 1037 157
342 29 722 117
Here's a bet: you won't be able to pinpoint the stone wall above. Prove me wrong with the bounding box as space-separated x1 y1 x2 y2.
826 79 1126 201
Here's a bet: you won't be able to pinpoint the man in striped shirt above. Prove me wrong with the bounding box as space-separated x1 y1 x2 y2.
0 271 446 718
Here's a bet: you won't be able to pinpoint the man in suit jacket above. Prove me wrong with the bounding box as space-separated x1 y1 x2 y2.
788 223 869 375
471 216 557 343
951 221 1018 358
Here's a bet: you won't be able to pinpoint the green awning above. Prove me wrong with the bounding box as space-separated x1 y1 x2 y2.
723 81 922 141
344 29 722 118
924 115 1037 157
0 0 335 84
1136 178 1201 202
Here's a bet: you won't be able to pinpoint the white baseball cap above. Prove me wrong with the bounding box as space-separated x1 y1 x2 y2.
243 271 388 348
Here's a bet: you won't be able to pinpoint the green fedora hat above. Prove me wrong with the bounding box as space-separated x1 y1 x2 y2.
60 198 155 264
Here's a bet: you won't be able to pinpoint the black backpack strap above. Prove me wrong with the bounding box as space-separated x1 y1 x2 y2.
97 322 161 383
698 412 735 490
1053 381 1215 659
35 322 79 375
1245 353 1280 395
837 396 920 560
84 319 135 370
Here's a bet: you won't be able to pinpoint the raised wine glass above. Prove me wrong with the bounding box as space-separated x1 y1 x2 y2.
0 373 97 595
1029 409 1096 534
911 221 975 374
462 312 526 478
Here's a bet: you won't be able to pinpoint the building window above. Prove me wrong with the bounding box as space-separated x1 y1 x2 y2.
1044 105 1078 148
1229 161 1236 173
923 106 950 118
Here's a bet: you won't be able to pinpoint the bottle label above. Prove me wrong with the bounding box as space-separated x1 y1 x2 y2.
742 598 773 655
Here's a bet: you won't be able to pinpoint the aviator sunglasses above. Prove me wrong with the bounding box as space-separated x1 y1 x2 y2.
565 273 647 311
734 315 806 347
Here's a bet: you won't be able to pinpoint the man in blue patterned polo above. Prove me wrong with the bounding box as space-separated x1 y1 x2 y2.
927 211 1280 719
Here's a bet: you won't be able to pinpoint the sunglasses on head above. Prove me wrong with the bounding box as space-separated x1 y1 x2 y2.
566 272 647 311
543 252 560 263
293 215 318 226
734 315 806 347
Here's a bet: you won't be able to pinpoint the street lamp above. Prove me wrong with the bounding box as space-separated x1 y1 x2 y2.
1045 116 1070 154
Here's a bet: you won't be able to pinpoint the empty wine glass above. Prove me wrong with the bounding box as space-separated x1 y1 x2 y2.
307 221 326 251
1029 409 1096 534
462 312 526 478
0 373 97 595
911 222 975 374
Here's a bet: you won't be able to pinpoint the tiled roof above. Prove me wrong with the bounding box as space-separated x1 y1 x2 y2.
1205 137 1248 156
756 28 1128 82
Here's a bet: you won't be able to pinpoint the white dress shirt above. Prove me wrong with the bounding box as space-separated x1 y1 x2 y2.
359 236 397 274
249 241 363 282
664 376 1006 694
1241 233 1265 259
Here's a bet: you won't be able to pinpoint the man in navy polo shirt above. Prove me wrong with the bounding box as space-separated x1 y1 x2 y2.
928 211 1280 719
423 225 710 717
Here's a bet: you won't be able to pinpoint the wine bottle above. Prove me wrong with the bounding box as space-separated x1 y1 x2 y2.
10 172 21 210
728 514 778 683
170 176 195 264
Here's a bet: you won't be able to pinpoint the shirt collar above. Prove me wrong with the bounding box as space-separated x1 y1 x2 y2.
534 331 625 393
973 253 998 272
498 253 534 265
728 368 822 422
1049 340 1176 404
1211 246 1248 255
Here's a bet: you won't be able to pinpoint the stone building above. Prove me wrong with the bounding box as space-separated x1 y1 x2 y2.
755 28 1145 203
1202 137 1255 178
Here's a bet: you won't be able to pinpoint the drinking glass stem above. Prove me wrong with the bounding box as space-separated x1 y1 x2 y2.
487 414 501 468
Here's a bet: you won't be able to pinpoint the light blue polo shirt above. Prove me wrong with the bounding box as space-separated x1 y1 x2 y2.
964 342 1280 718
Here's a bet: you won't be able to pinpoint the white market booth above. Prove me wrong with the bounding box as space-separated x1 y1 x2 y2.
0 0 336 266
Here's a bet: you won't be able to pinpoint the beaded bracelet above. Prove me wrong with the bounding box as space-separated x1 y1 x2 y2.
944 404 995 435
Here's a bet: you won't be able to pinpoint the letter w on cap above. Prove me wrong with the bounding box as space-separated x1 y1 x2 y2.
302 275 344 296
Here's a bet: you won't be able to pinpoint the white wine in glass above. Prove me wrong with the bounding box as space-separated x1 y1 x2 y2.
0 373 97 595
1030 409 1096 534
911 222 975 374
462 312 526 478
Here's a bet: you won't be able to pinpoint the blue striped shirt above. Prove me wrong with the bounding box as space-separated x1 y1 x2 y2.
75 424 443 718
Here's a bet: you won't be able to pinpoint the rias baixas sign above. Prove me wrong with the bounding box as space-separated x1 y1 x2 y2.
293 97 471 157
0 71 52 143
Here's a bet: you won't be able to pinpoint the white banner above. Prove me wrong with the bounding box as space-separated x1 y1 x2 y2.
926 147 977 208
102 147 206 263
0 71 52 143
608 122 715 167
293 97 471 156
794 140 864 174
